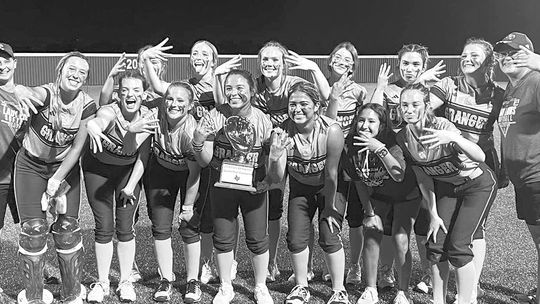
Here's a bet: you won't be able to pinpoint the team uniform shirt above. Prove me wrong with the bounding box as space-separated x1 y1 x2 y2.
331 81 367 136
253 75 306 127
342 137 419 202
0 88 29 184
382 79 407 129
152 113 197 171
431 76 504 150
282 115 338 187
92 103 154 166
396 117 479 185
23 84 96 162
498 70 540 187
188 77 215 121
207 105 273 173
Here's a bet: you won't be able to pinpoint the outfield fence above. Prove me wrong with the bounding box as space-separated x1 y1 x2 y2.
13 53 508 87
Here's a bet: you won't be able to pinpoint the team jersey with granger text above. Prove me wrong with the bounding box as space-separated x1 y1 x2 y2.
431 76 504 150
207 105 272 175
188 77 215 122
253 75 306 127
152 113 197 171
282 115 338 187
331 80 367 137
23 84 96 162
92 103 153 166
396 117 479 185
0 88 29 184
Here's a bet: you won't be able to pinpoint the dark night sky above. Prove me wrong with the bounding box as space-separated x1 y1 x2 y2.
2 0 540 55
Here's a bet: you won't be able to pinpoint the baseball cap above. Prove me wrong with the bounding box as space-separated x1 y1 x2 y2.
0 43 14 58
494 32 534 53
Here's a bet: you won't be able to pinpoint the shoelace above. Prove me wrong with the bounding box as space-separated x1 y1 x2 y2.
157 280 171 292
186 281 199 294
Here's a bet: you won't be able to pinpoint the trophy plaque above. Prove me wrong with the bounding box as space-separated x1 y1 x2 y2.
214 115 257 192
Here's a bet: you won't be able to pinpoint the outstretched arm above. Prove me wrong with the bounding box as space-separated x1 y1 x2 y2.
213 55 242 106
99 53 126 106
369 63 393 106
285 50 331 101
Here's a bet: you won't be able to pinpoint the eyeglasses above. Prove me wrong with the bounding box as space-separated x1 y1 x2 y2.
333 55 354 65
495 50 519 61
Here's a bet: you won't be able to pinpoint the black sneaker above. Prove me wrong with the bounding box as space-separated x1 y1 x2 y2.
153 279 172 302
184 279 202 304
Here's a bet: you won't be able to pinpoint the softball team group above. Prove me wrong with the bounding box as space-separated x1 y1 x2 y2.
0 31 539 304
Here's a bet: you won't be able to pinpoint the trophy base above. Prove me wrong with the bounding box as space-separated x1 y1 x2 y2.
214 182 256 192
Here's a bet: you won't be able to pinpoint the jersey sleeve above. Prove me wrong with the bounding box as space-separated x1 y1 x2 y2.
81 94 97 120
353 83 367 104
430 77 454 104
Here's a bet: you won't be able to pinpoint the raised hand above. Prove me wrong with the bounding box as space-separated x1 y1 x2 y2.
417 60 446 84
329 70 354 101
512 45 540 71
141 38 173 62
127 112 160 134
107 53 127 78
193 113 217 145
269 128 292 160
285 50 319 72
214 55 242 76
87 119 113 153
376 63 393 89
353 131 385 153
419 127 458 149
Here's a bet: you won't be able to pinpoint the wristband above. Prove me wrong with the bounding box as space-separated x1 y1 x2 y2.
192 141 204 152
182 205 194 211
374 146 389 159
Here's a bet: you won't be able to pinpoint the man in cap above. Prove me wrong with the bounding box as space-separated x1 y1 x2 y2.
495 32 540 304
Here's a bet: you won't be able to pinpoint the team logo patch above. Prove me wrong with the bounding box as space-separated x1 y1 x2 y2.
498 98 520 137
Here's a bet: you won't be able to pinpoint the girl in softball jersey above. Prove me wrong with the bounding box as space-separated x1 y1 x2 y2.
83 71 154 303
370 44 446 291
143 82 203 303
324 41 367 285
396 83 496 304
14 52 96 304
268 82 348 304
192 69 274 304
429 37 505 301
346 103 420 304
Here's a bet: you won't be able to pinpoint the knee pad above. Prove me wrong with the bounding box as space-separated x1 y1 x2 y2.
18 218 49 303
52 216 84 301
318 219 343 254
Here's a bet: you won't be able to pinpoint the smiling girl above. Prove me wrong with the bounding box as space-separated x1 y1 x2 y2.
346 104 420 304
396 83 496 304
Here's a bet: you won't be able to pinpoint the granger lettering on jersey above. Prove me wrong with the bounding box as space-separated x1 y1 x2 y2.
153 143 188 170
418 155 462 178
34 113 77 147
287 154 326 176
498 97 519 137
445 104 490 135
211 136 262 170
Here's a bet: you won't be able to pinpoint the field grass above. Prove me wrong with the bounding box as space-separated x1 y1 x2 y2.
0 84 536 303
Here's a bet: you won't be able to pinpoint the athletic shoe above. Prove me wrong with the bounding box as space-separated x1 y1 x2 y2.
393 290 413 304
231 260 238 280
212 283 235 304
345 265 362 285
356 287 379 304
287 270 315 283
266 263 281 282
414 274 432 294
87 281 110 303
153 279 172 302
254 284 274 304
327 289 350 304
184 279 202 304
157 267 176 282
117 280 136 302
285 285 311 304
453 285 485 304
129 263 142 283
377 264 395 289
200 260 218 284
17 289 54 304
